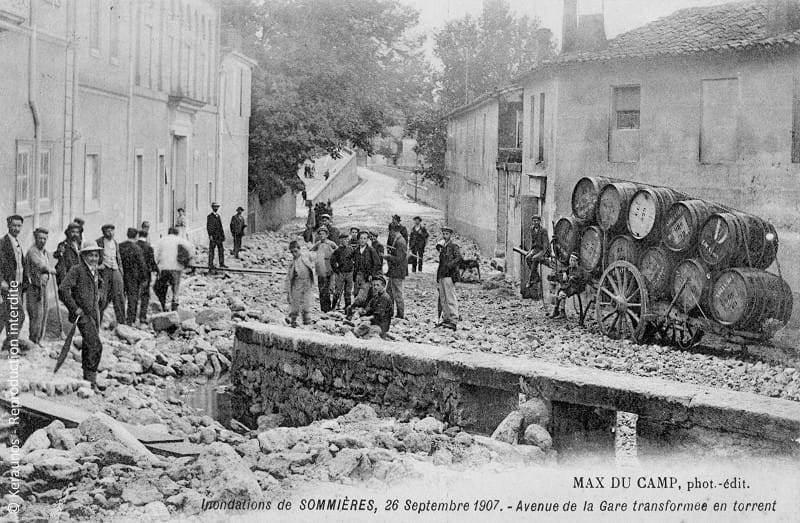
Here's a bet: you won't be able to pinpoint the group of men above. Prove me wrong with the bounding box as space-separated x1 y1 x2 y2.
285 212 464 336
206 202 248 268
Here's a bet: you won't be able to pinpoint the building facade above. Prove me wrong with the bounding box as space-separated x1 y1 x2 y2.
0 0 252 248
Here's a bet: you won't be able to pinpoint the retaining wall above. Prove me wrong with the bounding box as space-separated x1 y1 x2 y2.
307 151 360 205
233 323 800 455
248 189 297 232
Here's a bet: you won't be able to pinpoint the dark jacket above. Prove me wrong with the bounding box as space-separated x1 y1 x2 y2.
55 239 81 285
436 240 463 282
119 240 147 288
385 236 408 279
529 225 549 255
364 291 394 334
0 234 28 291
230 214 247 236
352 244 381 279
330 244 354 274
387 223 408 247
59 261 104 325
409 224 429 250
207 212 225 242
95 236 124 275
137 239 158 276
559 265 588 297
372 240 385 257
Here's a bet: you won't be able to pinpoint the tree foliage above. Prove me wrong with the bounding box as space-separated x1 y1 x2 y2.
223 0 432 201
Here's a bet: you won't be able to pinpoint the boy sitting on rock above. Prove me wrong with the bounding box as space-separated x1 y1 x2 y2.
353 275 394 339
550 252 587 319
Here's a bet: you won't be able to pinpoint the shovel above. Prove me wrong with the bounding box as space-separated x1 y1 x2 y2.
53 316 79 375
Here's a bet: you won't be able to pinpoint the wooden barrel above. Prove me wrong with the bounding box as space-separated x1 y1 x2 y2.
672 258 711 312
579 226 604 272
710 269 793 330
758 222 779 269
554 217 585 259
597 182 639 233
639 246 678 299
697 212 775 268
571 176 612 222
662 200 723 253
627 187 683 243
606 235 642 265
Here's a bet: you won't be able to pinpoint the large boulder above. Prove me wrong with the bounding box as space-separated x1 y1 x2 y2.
121 479 163 506
20 429 50 455
24 449 81 482
257 427 302 453
45 420 76 451
90 439 138 466
45 304 70 338
78 412 155 462
150 312 181 332
491 410 524 445
519 397 551 428
195 308 231 326
522 424 552 450
115 324 153 344
192 442 262 502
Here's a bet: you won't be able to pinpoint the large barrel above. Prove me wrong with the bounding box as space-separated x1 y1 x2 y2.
697 212 747 267
572 176 613 222
662 199 723 253
672 258 711 312
579 226 604 273
710 269 793 330
759 222 779 269
627 187 684 243
639 246 678 299
606 234 642 265
597 182 639 233
554 217 585 259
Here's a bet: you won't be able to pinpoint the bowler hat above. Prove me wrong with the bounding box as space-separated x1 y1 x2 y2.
413 216 422 221
80 240 103 253
236 206 244 212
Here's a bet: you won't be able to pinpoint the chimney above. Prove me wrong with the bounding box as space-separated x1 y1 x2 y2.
576 13 607 51
767 0 800 36
561 0 578 54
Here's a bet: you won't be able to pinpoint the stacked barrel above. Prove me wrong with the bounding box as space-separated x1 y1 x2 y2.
553 176 792 333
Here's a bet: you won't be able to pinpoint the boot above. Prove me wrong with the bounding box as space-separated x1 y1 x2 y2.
550 304 561 318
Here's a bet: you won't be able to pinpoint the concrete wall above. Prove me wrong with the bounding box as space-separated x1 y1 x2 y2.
248 189 296 232
233 323 800 453
307 150 359 205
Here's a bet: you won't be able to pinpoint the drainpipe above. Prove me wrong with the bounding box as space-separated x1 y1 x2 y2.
215 14 223 209
29 0 41 230
125 3 135 224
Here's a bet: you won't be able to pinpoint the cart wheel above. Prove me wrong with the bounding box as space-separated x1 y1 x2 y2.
670 321 704 349
596 261 649 342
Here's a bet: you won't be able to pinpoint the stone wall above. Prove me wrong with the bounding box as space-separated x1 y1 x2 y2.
233 323 800 455
307 150 360 205
248 190 297 232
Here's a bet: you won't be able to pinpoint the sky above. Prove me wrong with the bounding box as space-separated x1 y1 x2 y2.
400 0 736 48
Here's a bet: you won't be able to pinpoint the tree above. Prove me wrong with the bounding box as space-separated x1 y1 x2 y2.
223 0 431 201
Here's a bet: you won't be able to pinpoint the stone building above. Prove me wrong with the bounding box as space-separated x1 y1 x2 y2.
0 0 252 247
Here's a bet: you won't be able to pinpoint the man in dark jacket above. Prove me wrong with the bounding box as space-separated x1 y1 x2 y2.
330 233 354 311
137 229 158 324
54 223 82 285
230 206 247 259
207 202 226 269
525 215 549 299
387 215 408 248
436 226 462 330
96 224 125 327
119 228 147 325
551 253 588 319
59 240 106 389
383 228 407 319
1 215 28 352
355 275 393 338
349 231 381 315
408 216 429 273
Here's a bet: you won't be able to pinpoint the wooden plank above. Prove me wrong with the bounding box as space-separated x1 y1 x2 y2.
188 264 286 276
2 394 182 444
146 441 203 457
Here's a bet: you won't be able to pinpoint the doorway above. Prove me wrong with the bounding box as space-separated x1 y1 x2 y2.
171 135 187 228
520 195 542 298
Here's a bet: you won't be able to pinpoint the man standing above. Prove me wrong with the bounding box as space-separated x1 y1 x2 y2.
72 217 85 243
1 215 28 351
54 222 82 285
408 216 428 273
285 240 316 327
119 228 147 325
383 228 407 319
525 215 549 299
349 231 381 315
330 233 354 311
387 215 408 248
207 202 226 269
436 226 462 330
137 229 158 324
309 227 338 312
318 214 340 245
59 240 106 390
154 227 194 312
96 224 125 327
230 206 247 259
25 228 55 344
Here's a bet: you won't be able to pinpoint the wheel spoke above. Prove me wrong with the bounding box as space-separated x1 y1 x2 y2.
609 313 620 334
600 287 615 300
625 283 640 301
601 310 616 323
608 274 621 296
622 268 630 296
627 309 640 325
627 302 642 308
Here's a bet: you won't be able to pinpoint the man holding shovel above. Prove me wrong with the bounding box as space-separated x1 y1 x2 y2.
58 240 106 390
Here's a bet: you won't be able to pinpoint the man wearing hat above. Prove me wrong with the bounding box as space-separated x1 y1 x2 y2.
436 226 462 330
207 202 226 270
354 274 394 338
318 214 340 247
525 214 549 299
309 226 338 312
383 227 407 319
551 252 587 318
0 215 28 352
230 206 247 259
119 227 148 325
330 232 355 311
387 215 408 249
55 222 82 286
349 231 381 316
25 228 56 344
154 227 195 312
408 216 429 273
96 224 125 326
59 240 106 389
